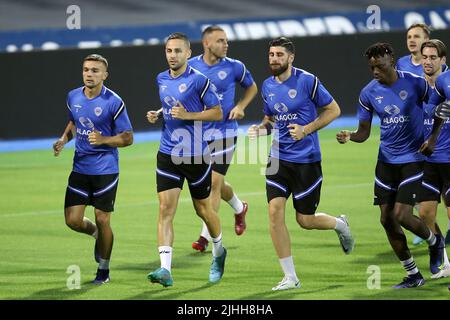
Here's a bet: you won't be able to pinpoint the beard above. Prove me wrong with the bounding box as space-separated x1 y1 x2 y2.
270 63 289 76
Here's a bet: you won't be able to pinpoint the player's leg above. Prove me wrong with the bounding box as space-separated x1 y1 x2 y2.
374 161 424 288
64 171 96 236
90 173 119 284
379 203 425 288
446 205 450 245
265 159 300 290
148 152 184 287
418 201 439 234
187 156 226 283
395 162 445 276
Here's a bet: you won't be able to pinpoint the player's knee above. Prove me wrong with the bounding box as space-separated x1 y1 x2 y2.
393 208 407 224
159 202 176 215
65 215 82 230
95 212 110 227
296 214 314 229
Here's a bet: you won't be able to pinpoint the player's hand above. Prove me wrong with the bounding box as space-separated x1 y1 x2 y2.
88 128 104 145
287 124 306 141
53 138 65 156
418 139 436 157
171 102 188 120
336 130 351 144
247 124 260 139
146 110 160 124
229 106 245 120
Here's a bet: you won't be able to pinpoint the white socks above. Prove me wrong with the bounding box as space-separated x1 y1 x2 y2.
401 257 419 275
200 222 212 241
158 246 172 273
227 194 244 214
426 230 437 246
334 217 347 234
279 256 298 280
212 233 224 257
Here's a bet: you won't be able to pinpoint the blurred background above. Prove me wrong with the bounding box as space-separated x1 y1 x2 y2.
1 0 449 142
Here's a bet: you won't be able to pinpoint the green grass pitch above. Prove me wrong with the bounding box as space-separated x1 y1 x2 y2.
0 127 449 300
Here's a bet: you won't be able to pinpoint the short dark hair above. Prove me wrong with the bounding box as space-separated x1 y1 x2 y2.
421 39 447 58
268 37 295 54
83 54 108 69
407 23 431 38
364 42 394 60
202 25 225 39
166 32 190 48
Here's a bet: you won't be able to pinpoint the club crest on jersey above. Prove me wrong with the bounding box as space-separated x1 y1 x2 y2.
218 71 227 80
375 96 383 104
384 104 400 116
178 83 187 93
94 107 103 116
399 90 408 100
288 89 297 99
79 117 94 128
274 102 289 113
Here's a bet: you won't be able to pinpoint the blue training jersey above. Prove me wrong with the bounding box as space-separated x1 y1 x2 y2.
396 55 448 76
157 65 221 157
358 70 429 164
262 67 334 164
67 85 133 175
396 55 423 76
188 55 255 140
426 71 450 163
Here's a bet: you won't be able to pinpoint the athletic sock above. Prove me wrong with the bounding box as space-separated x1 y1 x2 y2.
98 258 110 270
279 256 298 281
426 230 437 246
400 257 419 276
158 246 172 273
212 233 224 257
227 194 244 214
334 216 348 234
200 222 212 241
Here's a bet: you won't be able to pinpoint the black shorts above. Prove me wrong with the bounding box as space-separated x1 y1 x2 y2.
207 136 237 176
265 158 322 215
417 161 450 206
64 171 119 212
373 161 423 206
156 151 212 200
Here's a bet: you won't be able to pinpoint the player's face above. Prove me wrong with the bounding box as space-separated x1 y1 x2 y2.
269 46 293 76
165 39 191 72
205 30 228 59
407 27 428 54
422 47 444 76
82 61 108 89
368 55 394 84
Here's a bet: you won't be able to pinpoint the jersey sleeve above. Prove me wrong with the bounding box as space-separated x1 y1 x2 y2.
112 99 133 134
198 75 220 109
66 94 74 122
357 88 373 122
429 74 446 106
233 60 255 88
261 83 273 116
417 76 430 105
309 76 333 108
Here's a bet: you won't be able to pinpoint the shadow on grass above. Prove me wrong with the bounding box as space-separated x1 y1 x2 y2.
125 281 218 300
237 285 344 300
17 279 101 300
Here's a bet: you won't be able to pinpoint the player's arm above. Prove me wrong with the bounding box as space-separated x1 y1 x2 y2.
53 121 75 156
288 100 341 140
419 101 449 156
336 120 372 144
171 102 222 121
247 115 274 139
229 82 258 120
88 129 133 148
